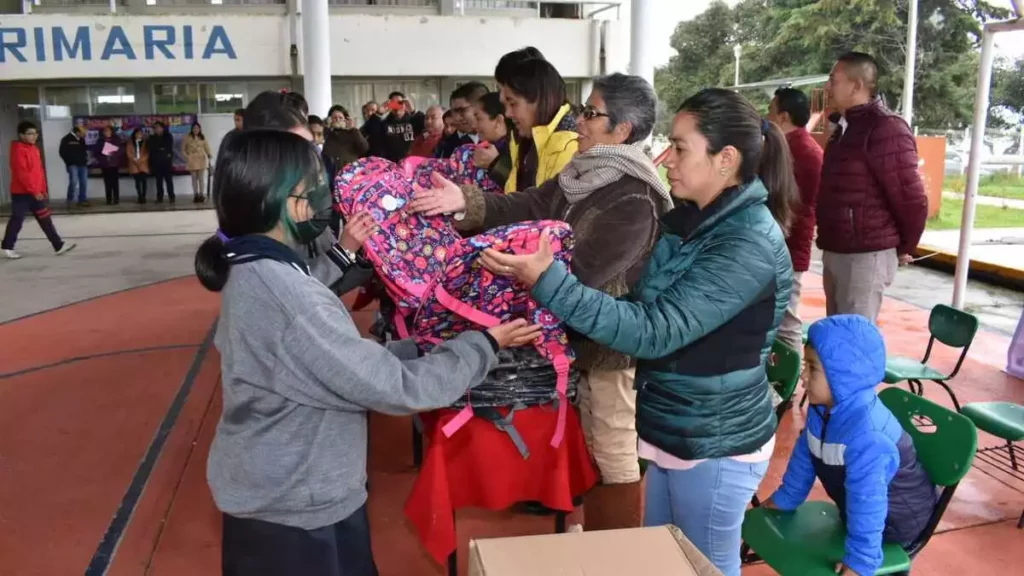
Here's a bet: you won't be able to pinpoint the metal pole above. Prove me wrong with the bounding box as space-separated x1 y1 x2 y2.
901 0 918 126
300 0 332 118
952 27 997 310
733 44 742 87
1018 123 1023 178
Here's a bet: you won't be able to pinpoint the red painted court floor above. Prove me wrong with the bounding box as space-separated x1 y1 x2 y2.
0 273 1021 576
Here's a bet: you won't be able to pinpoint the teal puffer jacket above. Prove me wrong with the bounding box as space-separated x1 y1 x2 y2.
532 179 792 459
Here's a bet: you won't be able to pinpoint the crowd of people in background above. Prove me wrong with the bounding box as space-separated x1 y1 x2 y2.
5 42 931 576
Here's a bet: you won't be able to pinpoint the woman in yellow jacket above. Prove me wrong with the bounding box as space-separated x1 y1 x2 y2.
184 122 213 203
495 55 578 192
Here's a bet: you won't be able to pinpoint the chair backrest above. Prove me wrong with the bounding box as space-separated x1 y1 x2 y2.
928 304 979 349
878 387 977 486
767 340 802 405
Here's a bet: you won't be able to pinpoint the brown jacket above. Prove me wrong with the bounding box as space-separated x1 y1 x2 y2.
323 128 370 168
458 175 667 371
183 135 212 172
126 140 149 175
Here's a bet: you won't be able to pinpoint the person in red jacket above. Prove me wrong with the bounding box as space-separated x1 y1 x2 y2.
768 88 823 354
817 52 928 322
2 121 76 260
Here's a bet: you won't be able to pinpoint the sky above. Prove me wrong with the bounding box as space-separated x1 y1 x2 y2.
613 0 1024 67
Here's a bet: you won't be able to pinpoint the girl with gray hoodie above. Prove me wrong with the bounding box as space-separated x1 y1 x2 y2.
194 129 541 576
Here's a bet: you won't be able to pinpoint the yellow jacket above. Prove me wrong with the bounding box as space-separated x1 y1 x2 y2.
505 103 578 193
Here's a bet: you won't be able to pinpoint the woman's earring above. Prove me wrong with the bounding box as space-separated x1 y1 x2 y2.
719 168 728 176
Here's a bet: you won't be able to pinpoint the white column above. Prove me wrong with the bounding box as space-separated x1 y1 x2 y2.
901 0 919 126
300 0 332 118
952 27 996 310
581 79 595 105
629 0 656 87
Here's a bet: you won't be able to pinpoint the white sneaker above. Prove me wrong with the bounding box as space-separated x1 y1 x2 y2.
55 242 77 256
2 249 21 260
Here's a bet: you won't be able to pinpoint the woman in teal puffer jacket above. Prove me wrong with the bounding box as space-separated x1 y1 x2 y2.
482 88 799 576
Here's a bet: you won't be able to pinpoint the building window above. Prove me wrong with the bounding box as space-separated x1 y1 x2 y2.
43 87 90 119
201 83 246 114
153 83 200 114
247 80 293 100
91 86 136 115
332 79 441 121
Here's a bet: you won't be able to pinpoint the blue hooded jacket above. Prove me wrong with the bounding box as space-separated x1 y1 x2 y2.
770 315 936 576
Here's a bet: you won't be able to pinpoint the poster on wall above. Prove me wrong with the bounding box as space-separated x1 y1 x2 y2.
72 114 196 175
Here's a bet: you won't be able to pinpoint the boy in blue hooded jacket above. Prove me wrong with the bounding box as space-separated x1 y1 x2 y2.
764 315 937 575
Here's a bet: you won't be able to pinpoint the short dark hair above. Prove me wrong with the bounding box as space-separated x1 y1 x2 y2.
772 88 811 127
308 115 324 128
327 105 349 119
281 91 309 116
836 51 879 97
388 91 406 101
450 81 489 105
195 130 326 292
233 108 245 117
495 47 545 86
442 109 453 121
500 57 567 127
244 91 308 132
476 91 516 135
17 120 37 135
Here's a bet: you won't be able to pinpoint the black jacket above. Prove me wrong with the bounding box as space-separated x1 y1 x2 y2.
434 132 475 159
365 114 416 163
147 132 175 171
58 132 88 167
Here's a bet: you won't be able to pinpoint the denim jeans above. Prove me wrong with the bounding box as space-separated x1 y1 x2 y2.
66 165 88 203
644 459 769 576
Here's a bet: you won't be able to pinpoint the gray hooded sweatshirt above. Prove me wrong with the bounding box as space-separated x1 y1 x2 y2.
208 257 497 530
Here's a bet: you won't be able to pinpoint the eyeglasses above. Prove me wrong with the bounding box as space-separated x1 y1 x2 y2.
580 105 610 121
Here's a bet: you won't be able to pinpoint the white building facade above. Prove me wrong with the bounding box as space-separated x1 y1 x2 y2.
0 0 638 205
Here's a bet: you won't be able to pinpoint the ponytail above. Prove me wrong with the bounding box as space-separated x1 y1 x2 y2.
758 122 800 236
677 88 802 237
195 234 230 292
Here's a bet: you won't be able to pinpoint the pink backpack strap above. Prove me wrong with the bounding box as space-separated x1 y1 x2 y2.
550 353 570 448
432 285 502 328
441 405 475 438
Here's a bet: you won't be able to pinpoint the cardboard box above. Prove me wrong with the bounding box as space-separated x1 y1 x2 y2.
468 525 723 576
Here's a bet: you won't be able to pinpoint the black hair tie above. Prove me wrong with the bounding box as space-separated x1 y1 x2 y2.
761 118 771 136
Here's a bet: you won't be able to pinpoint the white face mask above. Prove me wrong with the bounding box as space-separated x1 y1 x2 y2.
314 142 324 153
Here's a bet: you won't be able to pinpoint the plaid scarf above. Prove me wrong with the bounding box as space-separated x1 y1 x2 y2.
558 143 673 211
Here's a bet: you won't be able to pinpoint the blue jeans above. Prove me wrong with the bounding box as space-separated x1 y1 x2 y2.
644 459 769 576
66 165 88 203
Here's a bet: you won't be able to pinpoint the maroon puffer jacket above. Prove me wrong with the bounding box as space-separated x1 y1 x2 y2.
816 100 928 255
785 128 823 272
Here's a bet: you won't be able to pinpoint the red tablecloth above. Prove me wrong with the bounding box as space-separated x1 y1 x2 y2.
404 404 599 564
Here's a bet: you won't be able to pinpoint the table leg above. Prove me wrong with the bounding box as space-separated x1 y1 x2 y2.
412 422 423 468
447 550 457 576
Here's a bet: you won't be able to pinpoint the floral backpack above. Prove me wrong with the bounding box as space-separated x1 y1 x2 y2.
400 143 502 193
334 159 576 448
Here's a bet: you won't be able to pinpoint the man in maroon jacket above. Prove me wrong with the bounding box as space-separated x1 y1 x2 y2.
769 88 822 354
818 52 928 322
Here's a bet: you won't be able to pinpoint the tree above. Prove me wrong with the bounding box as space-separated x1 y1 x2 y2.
654 0 1012 133
993 57 1024 123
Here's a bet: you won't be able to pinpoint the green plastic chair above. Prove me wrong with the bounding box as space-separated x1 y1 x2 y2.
741 387 978 575
768 339 803 421
883 304 979 412
960 401 1024 528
